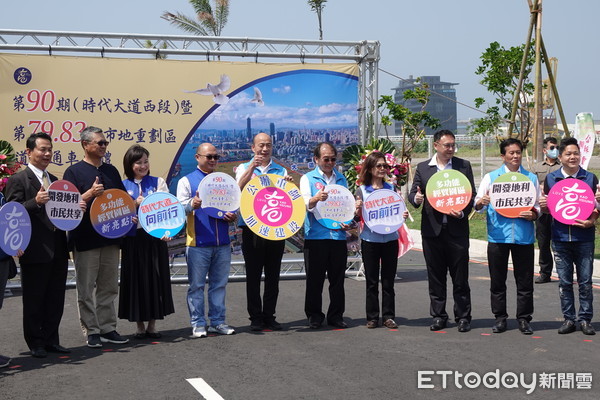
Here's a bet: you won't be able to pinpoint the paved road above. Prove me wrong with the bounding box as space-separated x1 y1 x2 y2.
1 250 598 399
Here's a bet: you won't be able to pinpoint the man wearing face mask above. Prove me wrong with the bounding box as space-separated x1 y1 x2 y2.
532 137 560 284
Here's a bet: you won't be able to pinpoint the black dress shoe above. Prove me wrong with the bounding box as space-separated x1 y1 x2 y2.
430 318 447 331
457 319 471 333
31 347 47 358
250 321 264 332
535 274 552 284
265 320 283 331
558 319 576 334
492 319 507 333
45 344 71 354
580 321 596 336
309 320 322 329
328 320 348 329
518 319 533 335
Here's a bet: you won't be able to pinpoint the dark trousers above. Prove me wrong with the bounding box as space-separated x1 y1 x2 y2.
303 239 347 324
487 243 534 322
422 229 471 323
361 239 399 322
535 213 554 276
20 257 68 349
241 227 285 323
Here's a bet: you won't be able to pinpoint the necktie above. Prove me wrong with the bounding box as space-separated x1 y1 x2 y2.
42 172 51 189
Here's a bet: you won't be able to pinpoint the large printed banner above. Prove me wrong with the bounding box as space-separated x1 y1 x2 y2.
0 54 359 191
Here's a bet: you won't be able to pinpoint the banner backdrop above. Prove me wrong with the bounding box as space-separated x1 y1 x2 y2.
0 54 359 189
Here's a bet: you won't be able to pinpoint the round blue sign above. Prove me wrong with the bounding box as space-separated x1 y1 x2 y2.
138 192 185 239
0 202 32 256
14 67 32 85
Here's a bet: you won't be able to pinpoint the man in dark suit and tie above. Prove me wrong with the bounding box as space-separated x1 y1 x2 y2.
5 133 75 358
408 130 476 332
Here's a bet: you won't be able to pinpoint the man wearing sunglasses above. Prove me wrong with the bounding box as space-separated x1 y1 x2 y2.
64 126 129 348
532 137 560 284
236 132 292 331
177 143 237 338
409 130 476 333
299 142 354 329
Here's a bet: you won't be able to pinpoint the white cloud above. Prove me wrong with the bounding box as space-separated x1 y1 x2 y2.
272 85 292 94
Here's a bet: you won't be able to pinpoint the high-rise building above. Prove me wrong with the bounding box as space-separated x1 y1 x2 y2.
270 122 275 136
246 117 252 141
392 76 458 135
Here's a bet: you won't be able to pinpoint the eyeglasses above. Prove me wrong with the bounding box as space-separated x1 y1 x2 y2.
375 163 390 170
548 145 557 150
435 142 456 149
197 154 221 160
321 157 336 163
89 140 109 147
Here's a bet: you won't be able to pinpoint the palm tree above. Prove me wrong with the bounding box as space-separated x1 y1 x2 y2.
307 0 327 40
162 0 229 36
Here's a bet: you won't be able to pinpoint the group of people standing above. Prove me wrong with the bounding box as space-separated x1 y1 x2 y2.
0 126 596 369
410 130 596 337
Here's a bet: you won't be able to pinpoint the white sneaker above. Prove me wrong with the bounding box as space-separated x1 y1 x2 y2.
192 326 207 338
207 324 235 335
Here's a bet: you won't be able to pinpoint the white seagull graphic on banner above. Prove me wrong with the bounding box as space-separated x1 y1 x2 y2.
185 74 231 105
251 87 264 106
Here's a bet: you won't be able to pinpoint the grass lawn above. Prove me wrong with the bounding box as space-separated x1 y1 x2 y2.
404 201 600 259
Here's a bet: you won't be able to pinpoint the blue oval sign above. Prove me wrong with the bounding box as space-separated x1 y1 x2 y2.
138 192 185 238
0 202 32 256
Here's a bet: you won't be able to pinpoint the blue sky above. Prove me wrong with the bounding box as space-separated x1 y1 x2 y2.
1 1 598 121
200 71 358 130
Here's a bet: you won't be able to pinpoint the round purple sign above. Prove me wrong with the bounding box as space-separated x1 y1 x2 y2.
547 178 596 225
0 201 32 256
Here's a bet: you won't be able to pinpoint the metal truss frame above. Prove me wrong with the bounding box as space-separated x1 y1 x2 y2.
0 29 380 144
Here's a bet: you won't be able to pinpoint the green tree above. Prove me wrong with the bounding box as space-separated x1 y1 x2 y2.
162 0 229 36
378 80 440 167
469 41 536 143
307 0 327 40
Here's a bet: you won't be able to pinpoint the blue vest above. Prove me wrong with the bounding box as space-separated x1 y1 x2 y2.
358 183 400 243
303 168 348 241
238 159 288 228
123 175 159 236
545 167 598 243
485 166 537 244
184 169 231 247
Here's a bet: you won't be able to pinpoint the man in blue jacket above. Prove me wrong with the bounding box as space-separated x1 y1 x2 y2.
299 142 355 329
177 143 237 338
475 138 539 335
540 137 597 335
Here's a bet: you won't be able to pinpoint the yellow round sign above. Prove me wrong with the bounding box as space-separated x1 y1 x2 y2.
240 174 306 240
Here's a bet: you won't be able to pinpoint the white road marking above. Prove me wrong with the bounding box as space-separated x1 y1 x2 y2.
186 378 225 400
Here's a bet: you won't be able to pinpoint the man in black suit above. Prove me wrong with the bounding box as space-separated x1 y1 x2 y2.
408 130 475 332
5 133 74 358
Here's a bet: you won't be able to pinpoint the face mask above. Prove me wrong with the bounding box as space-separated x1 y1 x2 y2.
547 148 559 159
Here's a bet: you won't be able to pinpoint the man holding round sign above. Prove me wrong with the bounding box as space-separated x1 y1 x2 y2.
475 138 539 335
299 142 357 329
236 132 294 331
5 133 84 357
539 137 598 336
64 126 130 348
409 130 475 333
177 143 237 338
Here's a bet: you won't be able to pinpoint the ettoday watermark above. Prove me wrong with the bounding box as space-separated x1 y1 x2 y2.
417 370 592 394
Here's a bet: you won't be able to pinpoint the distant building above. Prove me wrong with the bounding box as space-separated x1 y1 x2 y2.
246 117 252 141
392 75 458 135
270 122 275 136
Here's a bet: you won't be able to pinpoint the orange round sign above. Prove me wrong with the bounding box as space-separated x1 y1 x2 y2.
90 189 137 238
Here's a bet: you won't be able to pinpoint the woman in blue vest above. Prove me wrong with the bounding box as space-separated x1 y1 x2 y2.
118 145 174 339
355 151 408 329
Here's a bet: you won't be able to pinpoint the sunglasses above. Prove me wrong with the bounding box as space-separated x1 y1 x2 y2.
89 140 109 147
375 163 390 169
321 157 337 163
548 146 557 150
198 154 221 160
